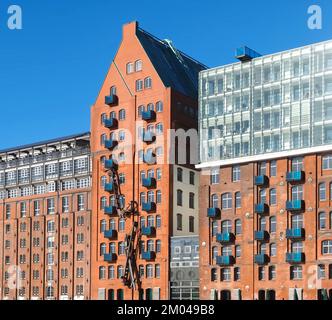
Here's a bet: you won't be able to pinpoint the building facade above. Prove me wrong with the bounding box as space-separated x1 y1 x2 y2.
0 133 92 300
198 40 332 300
90 21 205 300
170 236 199 300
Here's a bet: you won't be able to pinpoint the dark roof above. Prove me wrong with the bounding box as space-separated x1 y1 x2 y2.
0 132 90 154
136 28 207 98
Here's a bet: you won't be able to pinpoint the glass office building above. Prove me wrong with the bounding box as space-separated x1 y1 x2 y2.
199 40 332 164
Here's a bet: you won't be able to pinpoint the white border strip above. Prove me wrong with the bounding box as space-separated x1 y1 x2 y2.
196 144 332 169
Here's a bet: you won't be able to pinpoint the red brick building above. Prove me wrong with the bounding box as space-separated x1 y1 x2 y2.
0 133 91 300
90 21 205 300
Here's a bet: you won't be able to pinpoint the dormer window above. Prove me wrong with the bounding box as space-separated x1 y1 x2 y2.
135 60 142 72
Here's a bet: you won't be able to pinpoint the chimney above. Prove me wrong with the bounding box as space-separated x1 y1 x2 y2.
123 21 138 39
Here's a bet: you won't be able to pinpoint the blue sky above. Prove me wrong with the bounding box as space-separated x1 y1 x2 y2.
0 0 331 149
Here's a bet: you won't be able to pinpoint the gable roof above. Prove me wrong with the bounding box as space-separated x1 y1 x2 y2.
136 27 207 98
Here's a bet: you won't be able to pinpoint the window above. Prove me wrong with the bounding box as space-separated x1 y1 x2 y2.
292 157 303 171
77 194 85 211
270 243 277 257
177 214 183 231
47 198 55 215
235 245 241 257
62 196 69 213
290 266 303 280
211 168 220 184
177 168 183 182
136 79 143 91
322 240 332 255
211 269 218 281
212 221 218 237
189 171 195 185
20 202 27 218
156 123 163 135
269 266 276 280
222 193 232 210
126 62 134 74
232 166 241 182
292 185 303 201
259 162 267 176
99 267 106 280
319 212 327 230
118 109 126 120
270 216 277 233
318 264 326 279
322 155 332 170
235 219 242 235
235 192 241 208
222 220 232 233
319 183 326 201
234 267 241 281
144 77 152 89
221 268 231 281
260 217 267 231
189 193 195 209
260 189 267 204
100 134 106 147
135 60 142 72
270 160 277 177
292 241 304 253
270 189 277 206
177 190 183 206
156 101 163 112
110 86 117 95
189 216 195 233
258 267 265 281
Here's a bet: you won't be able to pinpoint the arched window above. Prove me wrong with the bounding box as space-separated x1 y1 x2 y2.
99 266 106 280
147 103 154 111
126 62 134 74
108 219 115 231
155 264 160 278
147 215 154 227
156 101 163 112
177 168 183 182
144 77 152 89
319 212 327 230
270 243 277 257
222 193 232 210
119 109 126 120
156 240 161 253
101 176 107 187
100 134 106 146
156 190 162 204
147 191 155 203
147 240 154 252
260 216 267 231
100 220 107 233
118 218 125 232
110 111 116 119
110 86 117 95
138 105 144 117
270 188 277 205
259 189 267 204
235 192 241 208
156 123 163 135
146 264 153 278
156 215 161 228
212 221 218 236
117 266 124 279
135 60 142 72
212 194 219 208
177 213 183 231
140 192 146 205
212 246 218 261
235 219 242 235
108 266 115 280
222 220 232 233
100 197 107 210
118 242 125 255
189 193 195 209
101 113 106 124
109 242 116 254
100 243 107 256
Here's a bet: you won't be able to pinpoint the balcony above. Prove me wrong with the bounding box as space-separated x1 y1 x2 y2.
207 208 221 219
216 232 235 244
142 110 156 122
104 253 117 263
286 171 305 183
104 118 118 129
286 200 305 212
143 151 156 165
104 229 118 240
142 251 156 261
254 254 270 265
141 226 156 237
255 203 269 215
104 139 118 150
104 206 118 216
254 175 269 187
104 159 118 171
104 183 114 193
286 228 305 240
255 231 270 242
216 255 235 266
142 177 156 189
142 202 156 213
286 252 305 264
105 94 118 106
142 131 156 144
